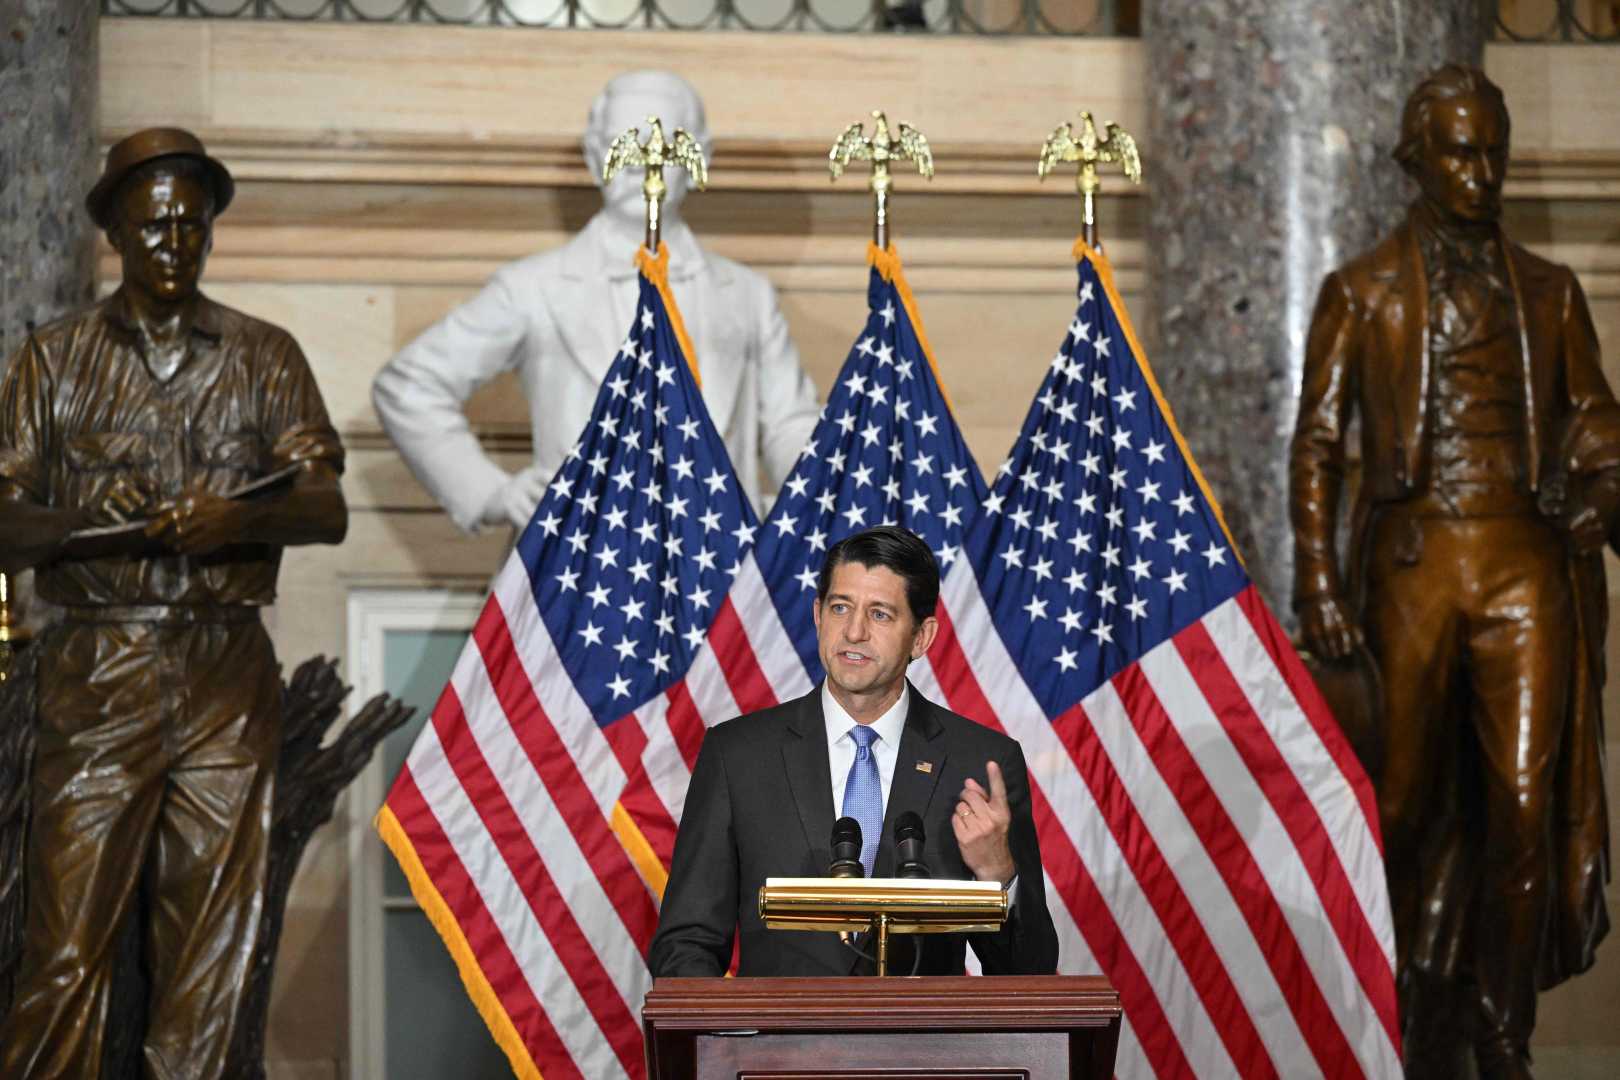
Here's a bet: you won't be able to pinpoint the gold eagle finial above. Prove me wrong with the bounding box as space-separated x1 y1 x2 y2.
602 116 709 252
1038 111 1142 248
829 110 934 247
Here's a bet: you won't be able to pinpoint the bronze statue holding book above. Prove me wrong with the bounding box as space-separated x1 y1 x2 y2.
0 128 350 1077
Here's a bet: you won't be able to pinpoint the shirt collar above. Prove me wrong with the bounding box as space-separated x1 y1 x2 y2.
822 681 910 751
101 287 224 348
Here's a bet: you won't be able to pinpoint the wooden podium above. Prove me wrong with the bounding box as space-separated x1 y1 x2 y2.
642 975 1121 1080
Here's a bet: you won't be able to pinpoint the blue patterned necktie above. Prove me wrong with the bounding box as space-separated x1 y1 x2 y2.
841 724 883 876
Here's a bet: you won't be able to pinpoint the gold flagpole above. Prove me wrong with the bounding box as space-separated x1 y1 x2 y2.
829 111 935 249
601 116 708 254
1037 111 1143 252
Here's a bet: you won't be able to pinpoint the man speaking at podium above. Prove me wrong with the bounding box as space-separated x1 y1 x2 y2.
650 526 1058 977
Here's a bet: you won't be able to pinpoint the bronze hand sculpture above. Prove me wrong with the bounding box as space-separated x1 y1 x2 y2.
1290 66 1615 1080
0 128 348 1077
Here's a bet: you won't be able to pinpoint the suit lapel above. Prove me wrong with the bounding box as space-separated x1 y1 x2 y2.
780 688 836 862
871 685 947 878
1391 217 1429 488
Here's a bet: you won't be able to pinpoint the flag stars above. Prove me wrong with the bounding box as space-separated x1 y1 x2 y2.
1055 646 1079 672
704 469 730 495
906 491 930 516
1085 414 1106 438
795 565 818 591
917 412 940 437
1024 596 1048 621
682 625 706 652
1064 567 1087 594
1132 518 1158 545
1000 544 1025 570
1126 595 1149 621
1128 555 1153 582
687 586 712 611
578 621 604 647
1112 387 1137 412
1144 439 1167 465
1168 530 1192 555
593 545 619 569
880 301 897 327
843 372 869 397
634 520 659 547
1202 542 1228 568
941 503 964 528
842 503 868 528
1098 582 1118 607
1164 567 1189 594
586 582 612 609
773 514 799 537
613 636 638 662
1091 623 1114 646
1009 507 1033 531
1105 505 1125 530
607 673 632 700
784 474 811 499
1108 464 1129 491
677 416 701 442
1110 428 1132 453
671 455 696 482
1173 490 1197 516
1059 607 1084 634
628 557 653 584
1137 478 1161 504
1031 556 1054 582
1036 517 1060 544
945 464 968 490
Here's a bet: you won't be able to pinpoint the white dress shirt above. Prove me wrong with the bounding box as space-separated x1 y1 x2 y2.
822 682 909 816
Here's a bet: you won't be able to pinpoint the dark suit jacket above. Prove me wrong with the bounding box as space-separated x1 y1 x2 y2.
648 682 1059 978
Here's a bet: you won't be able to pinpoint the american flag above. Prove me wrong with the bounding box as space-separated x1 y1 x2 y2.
924 240 1402 1078
628 241 988 873
375 246 760 1080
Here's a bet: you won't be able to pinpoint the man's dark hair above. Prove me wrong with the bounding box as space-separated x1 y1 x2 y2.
1393 64 1510 175
816 526 940 623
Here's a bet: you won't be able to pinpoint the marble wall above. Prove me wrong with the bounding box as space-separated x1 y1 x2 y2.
0 0 97 362
1142 0 1487 615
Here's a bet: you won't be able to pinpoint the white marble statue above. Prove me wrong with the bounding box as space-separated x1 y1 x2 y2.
371 69 821 532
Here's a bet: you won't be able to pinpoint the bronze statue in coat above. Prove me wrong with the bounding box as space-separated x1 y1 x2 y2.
1290 66 1614 1080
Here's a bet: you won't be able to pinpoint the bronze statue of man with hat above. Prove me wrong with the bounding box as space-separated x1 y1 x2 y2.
0 128 348 1076
1291 66 1615 1079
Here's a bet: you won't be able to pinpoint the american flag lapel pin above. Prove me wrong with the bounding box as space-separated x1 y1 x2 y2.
915 761 933 774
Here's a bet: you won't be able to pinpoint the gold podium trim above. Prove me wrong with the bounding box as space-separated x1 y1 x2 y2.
760 877 1008 974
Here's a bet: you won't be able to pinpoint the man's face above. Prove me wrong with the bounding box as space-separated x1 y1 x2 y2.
813 561 938 708
111 168 213 306
589 87 707 223
1414 94 1507 224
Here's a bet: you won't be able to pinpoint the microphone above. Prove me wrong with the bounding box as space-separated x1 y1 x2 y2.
828 816 865 878
893 810 930 879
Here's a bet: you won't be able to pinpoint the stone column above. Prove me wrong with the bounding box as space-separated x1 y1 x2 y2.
1 0 99 362
1142 1 1484 615
0 0 97 641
